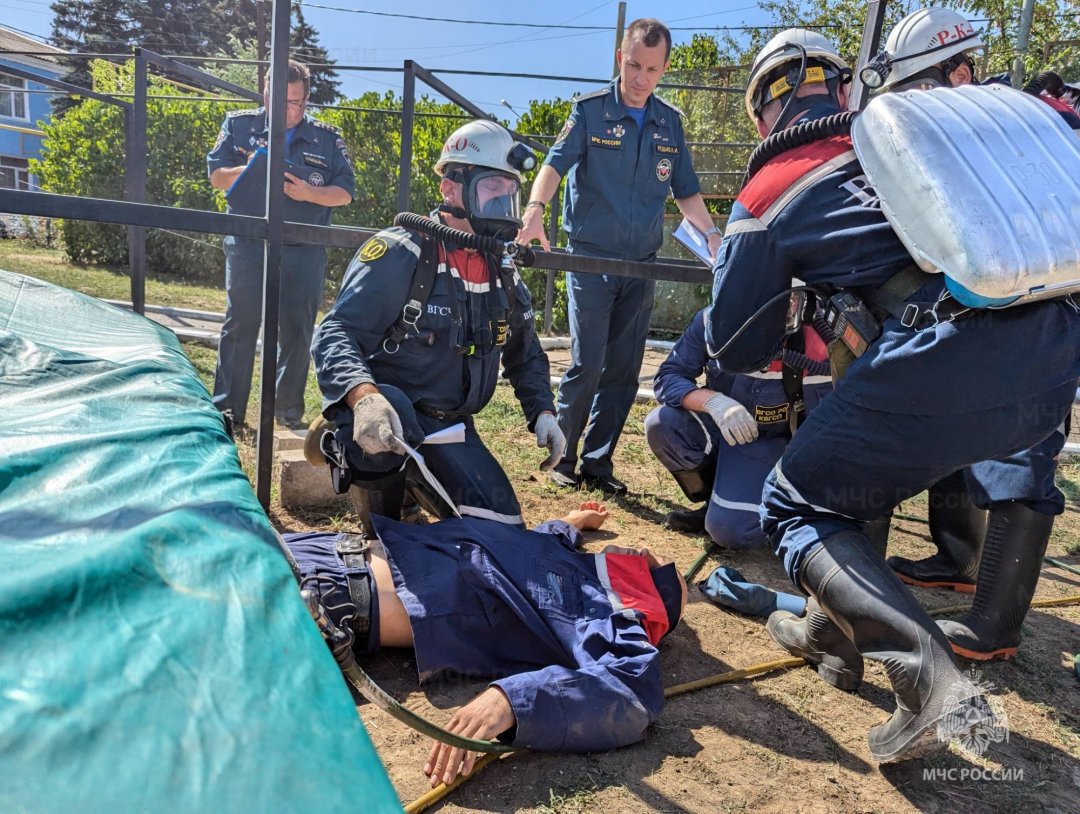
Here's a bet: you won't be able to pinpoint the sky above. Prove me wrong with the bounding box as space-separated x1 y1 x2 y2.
0 0 787 119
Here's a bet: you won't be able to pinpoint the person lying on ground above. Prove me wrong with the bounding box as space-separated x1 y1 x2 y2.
283 501 687 787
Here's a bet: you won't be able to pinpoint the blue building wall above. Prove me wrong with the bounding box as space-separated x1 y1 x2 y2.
0 56 62 189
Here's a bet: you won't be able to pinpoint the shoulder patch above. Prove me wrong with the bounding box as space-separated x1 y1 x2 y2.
226 107 262 118
654 95 685 118
358 236 389 263
572 87 611 104
554 116 574 144
311 119 342 135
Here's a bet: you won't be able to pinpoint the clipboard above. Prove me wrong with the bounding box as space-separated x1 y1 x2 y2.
225 149 299 215
672 217 715 266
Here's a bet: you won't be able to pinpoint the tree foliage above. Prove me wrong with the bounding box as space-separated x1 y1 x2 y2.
34 60 233 276
290 1 339 104
48 0 342 116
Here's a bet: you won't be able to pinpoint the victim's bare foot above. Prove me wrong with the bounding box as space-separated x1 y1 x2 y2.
563 501 608 531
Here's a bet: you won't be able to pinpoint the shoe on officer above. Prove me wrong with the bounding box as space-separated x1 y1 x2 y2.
663 464 714 534
580 472 628 496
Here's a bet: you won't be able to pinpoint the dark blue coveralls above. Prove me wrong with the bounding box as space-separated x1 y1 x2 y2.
283 515 679 752
705 100 1080 587
544 80 702 481
645 309 832 548
311 226 555 526
207 108 355 426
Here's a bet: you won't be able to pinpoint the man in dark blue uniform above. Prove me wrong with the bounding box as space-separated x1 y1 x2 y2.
516 18 718 495
282 501 686 786
867 7 1071 662
311 120 563 534
645 309 832 543
208 61 355 430
707 29 1080 763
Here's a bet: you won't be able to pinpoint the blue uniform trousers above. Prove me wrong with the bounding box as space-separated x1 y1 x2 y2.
646 376 832 549
964 422 1067 514
555 264 655 479
335 385 524 527
213 237 326 425
763 379 1077 587
645 404 786 549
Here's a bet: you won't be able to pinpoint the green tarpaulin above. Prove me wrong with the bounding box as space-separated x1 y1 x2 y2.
0 271 400 813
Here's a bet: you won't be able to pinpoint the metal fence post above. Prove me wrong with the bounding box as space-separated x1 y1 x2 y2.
397 60 415 214
255 0 292 510
127 48 148 315
543 185 561 335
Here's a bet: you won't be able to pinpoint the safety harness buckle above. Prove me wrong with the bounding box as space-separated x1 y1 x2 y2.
402 299 422 327
900 302 920 328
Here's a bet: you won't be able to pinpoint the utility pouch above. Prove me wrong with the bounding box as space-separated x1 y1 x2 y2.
828 340 857 384
320 429 353 494
824 290 881 358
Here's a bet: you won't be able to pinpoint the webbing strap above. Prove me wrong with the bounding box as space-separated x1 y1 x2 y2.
385 233 439 347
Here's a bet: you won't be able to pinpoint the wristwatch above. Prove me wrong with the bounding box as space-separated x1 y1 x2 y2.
526 201 546 212
705 226 723 238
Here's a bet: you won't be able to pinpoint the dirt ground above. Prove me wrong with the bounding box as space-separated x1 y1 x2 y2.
272 393 1080 814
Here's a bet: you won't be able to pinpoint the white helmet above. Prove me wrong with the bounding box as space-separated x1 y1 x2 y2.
745 28 850 121
433 119 534 180
433 119 537 239
867 8 983 91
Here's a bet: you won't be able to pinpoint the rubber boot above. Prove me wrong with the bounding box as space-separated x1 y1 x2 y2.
864 511 893 559
348 470 407 537
664 465 714 534
938 501 1053 661
805 531 994 763
766 595 864 691
889 471 986 593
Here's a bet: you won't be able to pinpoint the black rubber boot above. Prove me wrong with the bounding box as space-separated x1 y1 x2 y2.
805 531 994 763
938 501 1053 661
889 471 986 593
664 465 714 534
348 470 408 537
766 595 864 691
864 511 893 560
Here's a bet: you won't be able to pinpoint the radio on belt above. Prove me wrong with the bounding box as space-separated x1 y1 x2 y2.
825 291 881 357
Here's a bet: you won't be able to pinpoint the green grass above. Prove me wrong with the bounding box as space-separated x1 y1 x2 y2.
0 240 227 312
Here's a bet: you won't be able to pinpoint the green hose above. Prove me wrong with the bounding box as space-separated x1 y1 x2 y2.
683 541 718 584
302 588 514 755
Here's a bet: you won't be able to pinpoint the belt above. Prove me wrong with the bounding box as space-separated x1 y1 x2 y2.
415 404 467 421
862 266 974 331
338 534 372 651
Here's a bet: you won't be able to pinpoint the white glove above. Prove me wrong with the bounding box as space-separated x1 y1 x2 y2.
534 412 566 471
703 393 759 446
352 392 405 455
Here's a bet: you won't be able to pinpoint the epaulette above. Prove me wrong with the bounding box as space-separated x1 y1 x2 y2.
311 119 342 135
226 107 262 118
572 87 611 104
654 95 686 118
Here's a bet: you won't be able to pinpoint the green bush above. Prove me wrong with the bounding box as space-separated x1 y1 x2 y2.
34 60 234 281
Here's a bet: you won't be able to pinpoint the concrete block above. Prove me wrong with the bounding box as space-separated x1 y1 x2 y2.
278 448 350 510
274 428 307 453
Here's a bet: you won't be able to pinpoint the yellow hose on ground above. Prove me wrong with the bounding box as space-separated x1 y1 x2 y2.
401 594 1080 811
403 753 504 814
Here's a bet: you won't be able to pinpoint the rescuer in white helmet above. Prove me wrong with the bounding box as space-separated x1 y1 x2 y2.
309 119 563 536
